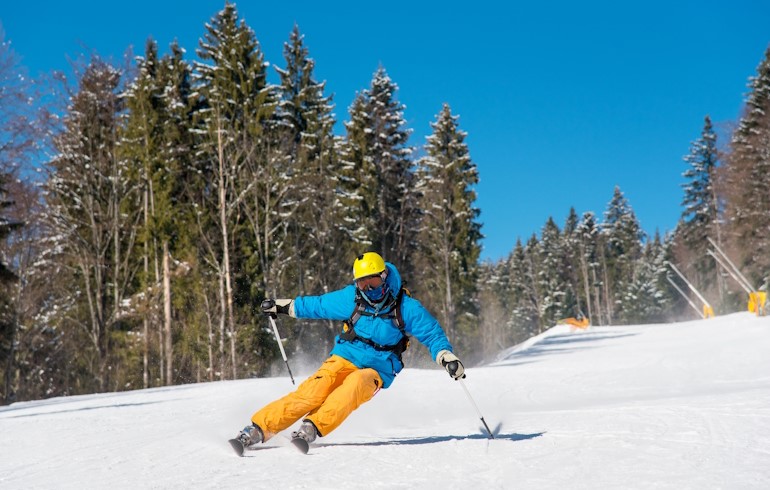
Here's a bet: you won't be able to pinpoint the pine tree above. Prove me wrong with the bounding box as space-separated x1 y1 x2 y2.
339 67 416 270
507 239 540 339
43 56 131 392
618 231 670 324
275 25 344 290
0 30 31 284
677 115 724 298
120 39 202 386
194 3 276 378
561 208 583 318
338 91 377 247
273 25 345 357
575 211 604 324
1 172 22 403
120 38 169 386
0 163 22 284
536 217 570 327
415 103 482 347
724 46 770 287
601 186 643 323
156 41 218 384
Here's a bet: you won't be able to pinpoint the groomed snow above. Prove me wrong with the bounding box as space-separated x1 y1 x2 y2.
2 312 769 489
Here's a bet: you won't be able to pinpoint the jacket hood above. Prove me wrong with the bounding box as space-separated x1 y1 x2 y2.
383 262 402 293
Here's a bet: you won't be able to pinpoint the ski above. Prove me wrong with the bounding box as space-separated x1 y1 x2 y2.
228 438 245 457
290 437 310 454
229 436 309 456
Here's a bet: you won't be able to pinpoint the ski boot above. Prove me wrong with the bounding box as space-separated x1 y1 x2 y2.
290 420 318 454
229 423 263 457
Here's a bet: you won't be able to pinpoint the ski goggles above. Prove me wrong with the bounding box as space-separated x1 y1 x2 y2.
355 273 385 291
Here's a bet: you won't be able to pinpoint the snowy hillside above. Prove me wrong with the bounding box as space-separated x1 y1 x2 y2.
2 313 769 489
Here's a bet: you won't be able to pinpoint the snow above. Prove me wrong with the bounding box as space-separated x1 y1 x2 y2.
2 313 770 489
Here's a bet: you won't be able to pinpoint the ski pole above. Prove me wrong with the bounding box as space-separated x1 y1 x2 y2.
458 378 495 439
267 314 295 385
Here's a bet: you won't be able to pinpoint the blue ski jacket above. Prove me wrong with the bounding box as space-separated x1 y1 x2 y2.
292 263 453 388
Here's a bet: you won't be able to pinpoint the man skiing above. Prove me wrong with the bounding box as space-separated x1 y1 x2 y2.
232 252 465 453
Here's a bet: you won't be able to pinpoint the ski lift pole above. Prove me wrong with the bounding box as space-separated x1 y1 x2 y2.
267 314 295 385
458 378 495 439
665 261 713 315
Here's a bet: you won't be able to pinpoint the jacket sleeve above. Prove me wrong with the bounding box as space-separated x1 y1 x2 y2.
401 297 453 361
292 285 357 321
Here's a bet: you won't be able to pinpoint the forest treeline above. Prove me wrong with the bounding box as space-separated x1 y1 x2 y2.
1 5 768 403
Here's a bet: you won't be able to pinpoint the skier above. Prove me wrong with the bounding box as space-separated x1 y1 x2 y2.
233 252 465 452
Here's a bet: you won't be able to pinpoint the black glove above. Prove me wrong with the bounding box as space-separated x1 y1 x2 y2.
436 350 466 380
260 298 293 318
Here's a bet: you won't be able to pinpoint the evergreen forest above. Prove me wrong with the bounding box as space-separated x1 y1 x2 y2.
1 5 769 403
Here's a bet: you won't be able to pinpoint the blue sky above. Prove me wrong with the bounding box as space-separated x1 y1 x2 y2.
2 1 769 261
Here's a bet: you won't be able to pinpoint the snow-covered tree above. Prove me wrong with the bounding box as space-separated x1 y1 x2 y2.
535 217 570 328
0 157 21 285
273 25 346 357
120 38 204 386
275 25 344 291
43 57 132 392
618 231 670 324
561 208 583 319
574 212 606 324
508 239 541 339
1 172 22 403
415 103 482 346
723 47 770 287
601 186 643 323
194 3 276 378
339 67 417 270
677 115 724 298
0 27 31 285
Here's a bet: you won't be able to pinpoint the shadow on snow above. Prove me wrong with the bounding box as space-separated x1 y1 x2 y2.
0 400 171 419
493 331 637 366
315 431 544 448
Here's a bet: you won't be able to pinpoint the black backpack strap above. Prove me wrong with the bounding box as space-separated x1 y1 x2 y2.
339 287 410 361
340 290 367 341
393 288 406 331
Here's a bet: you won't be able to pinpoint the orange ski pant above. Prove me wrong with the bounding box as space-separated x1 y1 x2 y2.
250 355 383 441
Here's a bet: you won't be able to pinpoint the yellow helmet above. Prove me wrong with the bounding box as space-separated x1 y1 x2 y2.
353 252 386 280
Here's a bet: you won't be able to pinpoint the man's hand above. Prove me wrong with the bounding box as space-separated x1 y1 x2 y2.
436 350 465 380
260 299 294 318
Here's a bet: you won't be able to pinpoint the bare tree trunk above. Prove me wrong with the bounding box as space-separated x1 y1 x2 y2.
216 119 237 379
218 268 226 377
203 292 215 382
579 247 593 322
443 246 455 338
526 255 543 334
150 181 164 386
163 241 173 385
591 266 603 326
3 298 19 404
142 189 150 389
601 254 613 325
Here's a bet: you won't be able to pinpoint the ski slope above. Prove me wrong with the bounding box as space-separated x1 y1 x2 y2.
2 313 769 489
